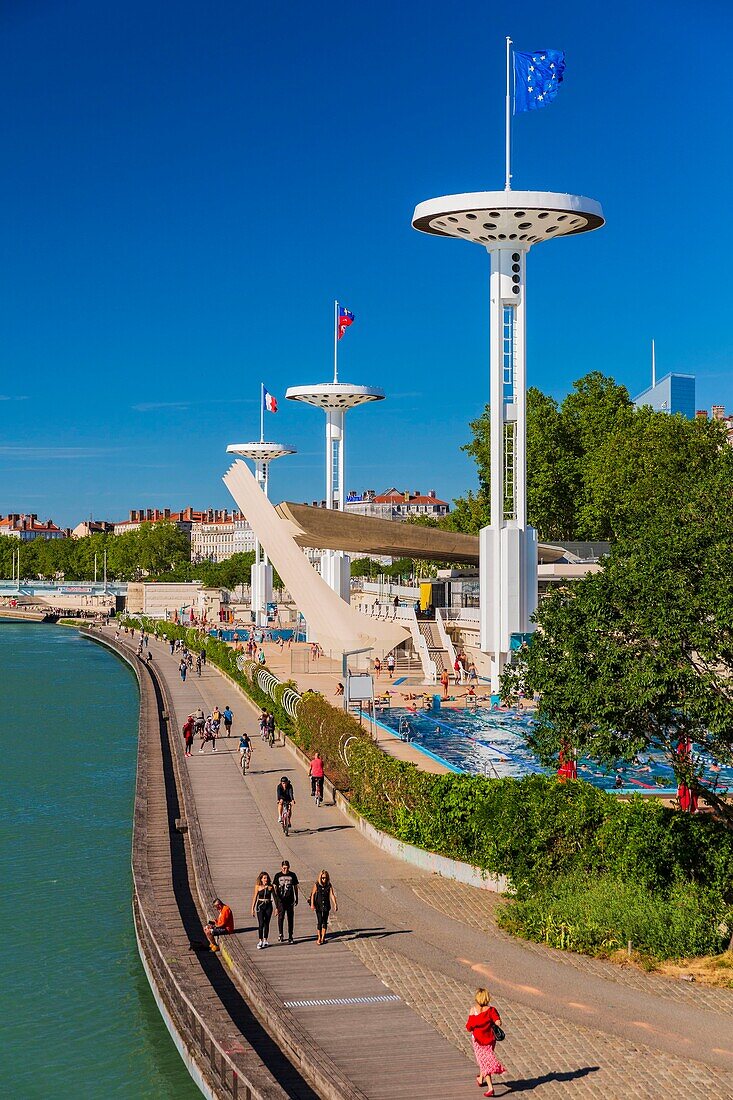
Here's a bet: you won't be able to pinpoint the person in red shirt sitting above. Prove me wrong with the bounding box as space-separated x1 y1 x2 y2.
465 987 506 1096
204 898 234 952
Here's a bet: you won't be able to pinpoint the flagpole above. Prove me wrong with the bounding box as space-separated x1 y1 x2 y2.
260 381 264 442
505 36 512 190
334 299 339 383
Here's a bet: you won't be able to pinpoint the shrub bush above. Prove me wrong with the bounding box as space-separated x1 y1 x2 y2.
498 873 732 959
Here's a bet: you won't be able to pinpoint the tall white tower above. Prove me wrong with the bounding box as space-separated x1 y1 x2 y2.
225 440 295 626
285 381 384 601
412 191 604 688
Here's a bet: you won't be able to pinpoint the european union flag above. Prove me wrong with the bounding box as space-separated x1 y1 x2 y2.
513 49 565 114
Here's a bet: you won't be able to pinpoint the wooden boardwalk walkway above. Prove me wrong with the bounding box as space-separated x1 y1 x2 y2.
154 639 480 1099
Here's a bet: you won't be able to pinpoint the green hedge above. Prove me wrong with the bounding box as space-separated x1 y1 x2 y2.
122 615 733 959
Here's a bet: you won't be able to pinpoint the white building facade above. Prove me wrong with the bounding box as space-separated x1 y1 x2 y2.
344 488 449 521
191 517 256 563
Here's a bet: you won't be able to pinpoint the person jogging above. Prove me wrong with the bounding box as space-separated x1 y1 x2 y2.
222 705 234 737
308 752 325 805
273 860 299 943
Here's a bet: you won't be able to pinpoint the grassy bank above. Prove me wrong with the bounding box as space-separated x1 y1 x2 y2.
123 616 733 962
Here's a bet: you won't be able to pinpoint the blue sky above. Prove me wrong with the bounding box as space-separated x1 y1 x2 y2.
0 0 730 525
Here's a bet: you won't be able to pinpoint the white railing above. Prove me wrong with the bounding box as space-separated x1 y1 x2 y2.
358 580 420 600
360 602 415 623
360 601 436 683
443 607 481 626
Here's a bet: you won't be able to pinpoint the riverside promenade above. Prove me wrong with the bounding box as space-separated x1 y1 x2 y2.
107 626 733 1099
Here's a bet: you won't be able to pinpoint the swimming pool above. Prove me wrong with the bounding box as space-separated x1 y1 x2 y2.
208 628 306 643
376 706 733 794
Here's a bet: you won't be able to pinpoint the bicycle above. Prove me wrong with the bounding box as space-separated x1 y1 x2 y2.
280 802 291 837
311 776 324 808
240 747 252 776
268 726 276 748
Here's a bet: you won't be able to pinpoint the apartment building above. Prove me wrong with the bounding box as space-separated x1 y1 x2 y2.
190 515 256 563
344 487 450 521
0 514 66 541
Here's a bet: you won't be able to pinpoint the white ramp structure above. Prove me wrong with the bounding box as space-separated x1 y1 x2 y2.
224 460 408 658
412 190 604 689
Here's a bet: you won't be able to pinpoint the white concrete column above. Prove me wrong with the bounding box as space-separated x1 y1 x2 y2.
325 409 344 509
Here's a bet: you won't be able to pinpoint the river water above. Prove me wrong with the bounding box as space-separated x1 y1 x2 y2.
0 622 199 1098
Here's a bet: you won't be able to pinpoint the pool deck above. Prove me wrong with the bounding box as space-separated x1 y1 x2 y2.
105 623 733 1099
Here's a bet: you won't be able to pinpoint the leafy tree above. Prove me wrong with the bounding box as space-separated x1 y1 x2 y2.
503 449 733 823
578 406 726 540
525 389 577 542
453 371 632 540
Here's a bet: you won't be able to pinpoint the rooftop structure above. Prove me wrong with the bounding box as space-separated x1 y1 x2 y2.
71 520 116 539
344 487 449 522
113 507 242 535
0 514 66 541
697 403 733 444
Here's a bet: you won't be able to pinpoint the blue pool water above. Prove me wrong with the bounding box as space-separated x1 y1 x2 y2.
377 706 733 794
209 628 306 643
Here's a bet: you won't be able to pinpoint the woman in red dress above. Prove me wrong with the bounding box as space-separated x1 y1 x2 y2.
465 987 506 1096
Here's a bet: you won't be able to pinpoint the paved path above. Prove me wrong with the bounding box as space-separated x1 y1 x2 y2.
126 628 733 1099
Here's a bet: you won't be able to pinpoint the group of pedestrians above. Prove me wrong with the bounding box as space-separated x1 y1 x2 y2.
206 863 339 952
182 704 234 755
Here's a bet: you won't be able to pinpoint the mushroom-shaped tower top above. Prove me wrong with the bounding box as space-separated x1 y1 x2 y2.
412 190 603 248
286 382 384 410
226 442 296 461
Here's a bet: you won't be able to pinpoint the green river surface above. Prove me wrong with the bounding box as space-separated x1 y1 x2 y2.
0 622 200 1098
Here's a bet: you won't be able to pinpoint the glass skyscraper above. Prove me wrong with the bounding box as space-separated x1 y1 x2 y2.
633 373 696 420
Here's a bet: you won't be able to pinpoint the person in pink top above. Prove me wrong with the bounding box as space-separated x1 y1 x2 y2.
308 752 325 804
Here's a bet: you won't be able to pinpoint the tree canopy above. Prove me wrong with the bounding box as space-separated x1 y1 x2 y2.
0 523 256 586
503 429 733 822
456 371 634 541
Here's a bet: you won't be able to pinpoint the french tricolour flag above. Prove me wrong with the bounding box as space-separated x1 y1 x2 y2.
263 388 277 413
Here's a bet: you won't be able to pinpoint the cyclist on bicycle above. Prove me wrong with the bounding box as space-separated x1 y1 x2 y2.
308 752 325 805
238 731 252 771
276 776 295 826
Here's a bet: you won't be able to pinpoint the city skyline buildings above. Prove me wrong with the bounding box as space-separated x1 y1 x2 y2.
0 2 731 523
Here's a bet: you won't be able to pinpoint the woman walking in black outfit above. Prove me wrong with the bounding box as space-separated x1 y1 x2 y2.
250 871 275 949
309 869 338 945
